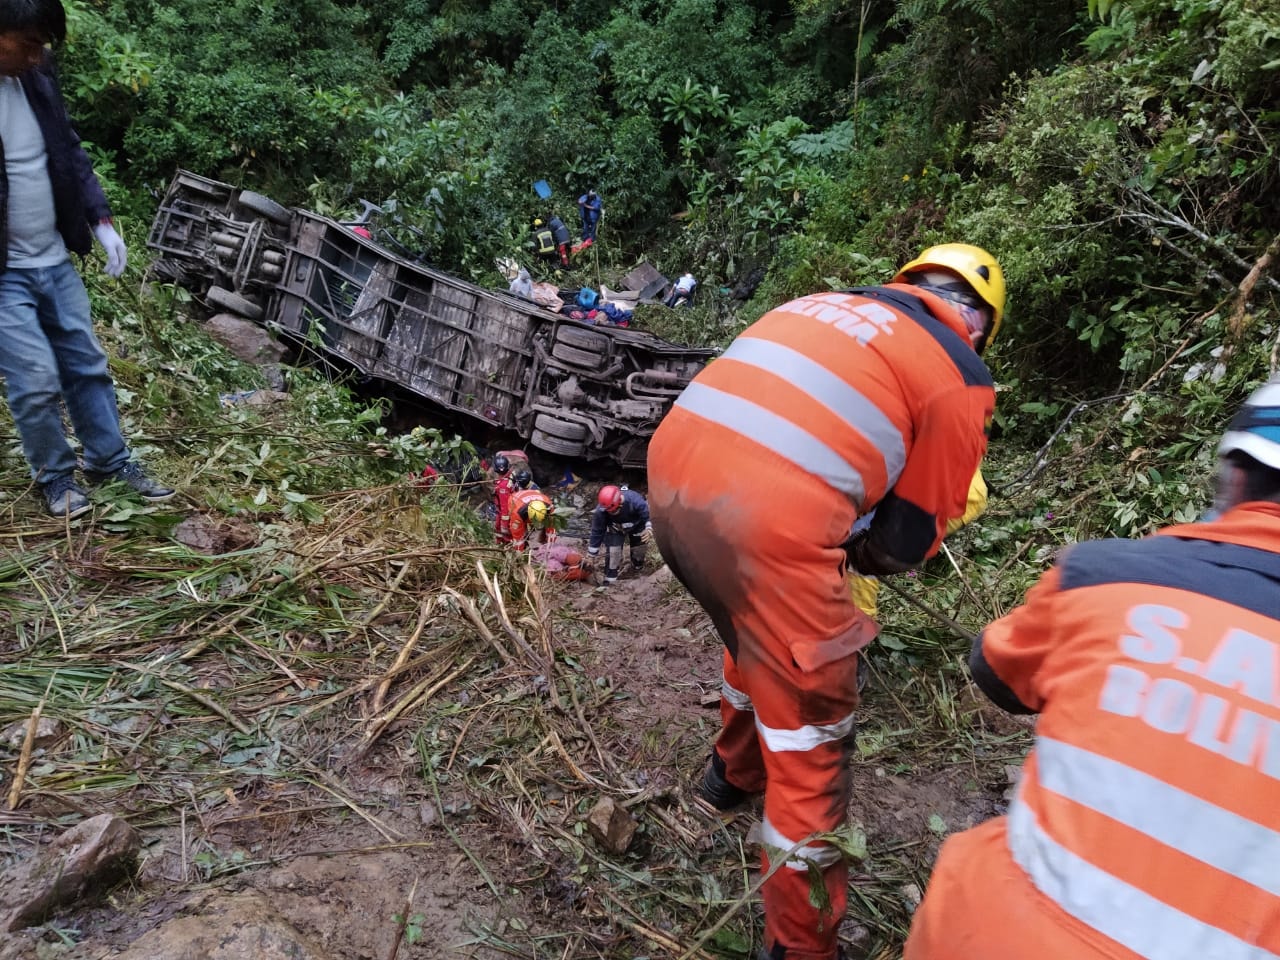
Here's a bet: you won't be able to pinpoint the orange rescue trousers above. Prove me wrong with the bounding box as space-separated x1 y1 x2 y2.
648 417 876 960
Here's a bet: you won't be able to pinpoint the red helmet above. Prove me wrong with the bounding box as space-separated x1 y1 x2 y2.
598 485 623 513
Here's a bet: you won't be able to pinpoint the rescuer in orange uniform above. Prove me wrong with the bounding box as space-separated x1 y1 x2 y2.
905 376 1280 960
507 487 554 552
646 244 1005 960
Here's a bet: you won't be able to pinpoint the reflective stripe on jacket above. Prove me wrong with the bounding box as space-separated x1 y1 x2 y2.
669 284 993 569
973 501 1280 958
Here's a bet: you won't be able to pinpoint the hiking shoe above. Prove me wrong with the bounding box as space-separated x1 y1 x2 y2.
87 461 176 501
42 476 92 520
697 753 754 812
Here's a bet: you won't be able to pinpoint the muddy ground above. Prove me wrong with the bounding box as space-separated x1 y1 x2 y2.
0 492 1029 960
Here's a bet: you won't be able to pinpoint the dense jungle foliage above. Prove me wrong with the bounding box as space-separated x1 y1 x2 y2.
4 6 1276 955
62 0 1280 532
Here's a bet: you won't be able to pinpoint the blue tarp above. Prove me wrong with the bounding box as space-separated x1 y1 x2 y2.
533 180 552 199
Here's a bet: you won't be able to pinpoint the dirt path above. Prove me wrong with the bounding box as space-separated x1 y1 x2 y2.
564 564 1023 954
1 547 1025 960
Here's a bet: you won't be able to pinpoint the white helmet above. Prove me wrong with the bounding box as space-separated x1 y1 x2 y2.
1218 376 1280 470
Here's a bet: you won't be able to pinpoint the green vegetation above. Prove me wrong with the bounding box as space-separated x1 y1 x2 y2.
61 0 1277 410
2 0 1278 956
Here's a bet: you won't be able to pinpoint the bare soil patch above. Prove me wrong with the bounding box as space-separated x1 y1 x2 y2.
1 504 1027 960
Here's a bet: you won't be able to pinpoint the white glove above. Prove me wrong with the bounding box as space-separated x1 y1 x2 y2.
93 222 127 278
640 524 655 544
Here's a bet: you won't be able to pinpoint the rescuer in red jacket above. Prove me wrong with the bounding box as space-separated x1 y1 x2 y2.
906 375 1280 960
647 243 1006 960
491 454 514 544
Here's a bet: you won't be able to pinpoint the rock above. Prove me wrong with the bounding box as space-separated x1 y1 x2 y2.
899 882 923 913
174 515 259 556
204 314 286 365
243 389 289 406
1002 762 1024 802
114 890 334 960
261 363 287 391
1 814 141 931
585 796 637 854
838 919 873 958
2 716 63 750
218 389 289 409
647 564 674 587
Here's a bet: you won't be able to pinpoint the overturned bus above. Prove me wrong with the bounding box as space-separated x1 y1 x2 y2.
146 170 715 468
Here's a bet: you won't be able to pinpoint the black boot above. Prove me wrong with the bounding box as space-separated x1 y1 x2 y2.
697 751 753 811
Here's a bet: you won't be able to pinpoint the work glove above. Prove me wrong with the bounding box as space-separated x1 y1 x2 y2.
93 221 127 278
843 529 877 575
640 524 655 545
844 528 914 578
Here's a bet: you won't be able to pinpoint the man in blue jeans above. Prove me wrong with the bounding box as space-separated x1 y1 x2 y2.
0 0 173 519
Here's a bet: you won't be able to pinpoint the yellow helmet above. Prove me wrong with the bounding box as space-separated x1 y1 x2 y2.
527 499 551 526
533 218 544 227
895 243 1007 348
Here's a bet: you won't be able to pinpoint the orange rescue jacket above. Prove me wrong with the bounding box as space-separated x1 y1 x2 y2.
508 489 553 550
664 284 994 569
972 501 1280 958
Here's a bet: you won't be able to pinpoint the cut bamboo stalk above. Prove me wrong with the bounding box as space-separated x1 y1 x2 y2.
6 701 43 811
